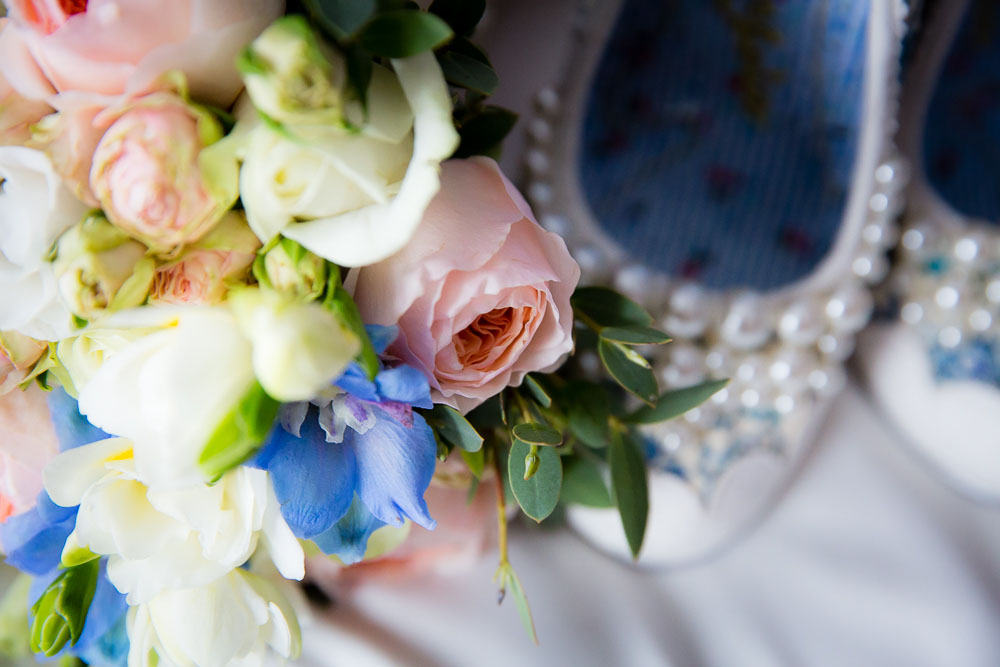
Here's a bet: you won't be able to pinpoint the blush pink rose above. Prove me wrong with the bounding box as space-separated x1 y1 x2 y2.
352 158 580 413
0 0 284 106
0 21 52 145
89 96 234 251
149 211 260 304
0 384 60 522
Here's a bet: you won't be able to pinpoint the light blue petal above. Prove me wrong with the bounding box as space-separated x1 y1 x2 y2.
375 365 433 409
349 409 437 530
255 409 358 539
311 496 387 565
1 496 76 575
47 387 110 452
334 364 381 403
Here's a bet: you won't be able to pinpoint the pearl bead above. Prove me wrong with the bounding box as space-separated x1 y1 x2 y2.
969 309 992 332
540 214 569 236
817 332 855 362
954 236 980 263
613 265 653 305
901 228 925 251
528 118 552 143
735 355 766 383
934 285 960 310
660 345 707 388
574 246 609 284
775 394 796 415
535 87 560 113
721 294 772 349
704 346 731 373
528 181 552 205
869 192 889 213
768 348 814 393
938 326 962 349
577 350 602 379
826 285 873 333
986 279 1000 304
525 149 550 176
875 163 896 184
778 300 826 346
740 389 761 408
862 223 885 245
808 365 846 398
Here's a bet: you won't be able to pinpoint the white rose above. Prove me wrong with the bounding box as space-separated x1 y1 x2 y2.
44 438 304 604
128 569 302 667
239 51 459 267
0 146 87 340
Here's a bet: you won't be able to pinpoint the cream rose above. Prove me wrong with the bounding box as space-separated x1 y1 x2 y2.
352 158 581 413
238 50 459 267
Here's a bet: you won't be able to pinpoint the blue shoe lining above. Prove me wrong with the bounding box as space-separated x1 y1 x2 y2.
579 0 870 290
923 0 1000 224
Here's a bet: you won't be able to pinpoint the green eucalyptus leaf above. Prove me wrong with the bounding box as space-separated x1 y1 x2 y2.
608 433 649 560
572 286 653 328
423 404 483 452
508 439 562 522
627 379 730 424
29 560 100 657
502 565 538 644
429 0 486 36
599 325 671 345
598 339 659 405
305 0 376 40
523 375 552 408
358 10 453 58
438 49 498 94
198 382 280 479
511 422 562 447
565 383 611 448
455 105 518 158
460 447 485 479
560 457 612 508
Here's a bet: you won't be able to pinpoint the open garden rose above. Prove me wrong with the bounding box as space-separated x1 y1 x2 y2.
0 0 284 106
352 158 580 413
90 94 237 253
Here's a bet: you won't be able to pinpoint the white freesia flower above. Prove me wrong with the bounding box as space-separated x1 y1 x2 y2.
74 298 358 487
239 51 459 267
44 438 304 605
0 146 87 340
128 569 302 667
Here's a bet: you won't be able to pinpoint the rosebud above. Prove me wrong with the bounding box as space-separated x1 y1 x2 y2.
255 237 327 301
239 15 347 126
0 330 47 395
53 214 153 320
149 211 260 306
89 93 238 253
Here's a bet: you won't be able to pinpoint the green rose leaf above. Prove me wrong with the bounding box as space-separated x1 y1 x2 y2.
508 438 562 522
30 560 100 657
423 404 483 452
626 378 730 425
438 49 498 94
455 105 518 158
358 10 454 59
429 0 486 36
609 433 649 560
560 457 612 508
598 338 659 405
305 0 377 40
599 325 671 345
198 382 280 480
512 422 562 447
571 286 653 329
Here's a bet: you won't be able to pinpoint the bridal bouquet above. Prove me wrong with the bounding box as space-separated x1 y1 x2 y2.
0 1 723 664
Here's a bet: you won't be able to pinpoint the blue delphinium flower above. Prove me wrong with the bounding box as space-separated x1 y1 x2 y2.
254 326 438 564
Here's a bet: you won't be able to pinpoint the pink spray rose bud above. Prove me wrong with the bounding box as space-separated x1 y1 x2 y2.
352 158 581 414
90 95 237 253
0 384 59 523
149 212 261 305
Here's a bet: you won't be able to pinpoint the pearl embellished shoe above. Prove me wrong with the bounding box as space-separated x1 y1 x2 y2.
522 0 909 566
858 0 1000 503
